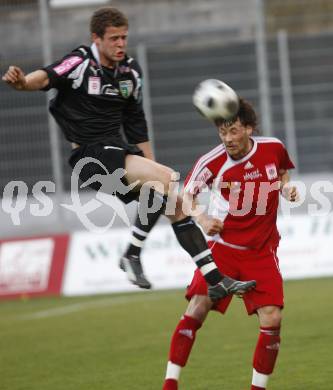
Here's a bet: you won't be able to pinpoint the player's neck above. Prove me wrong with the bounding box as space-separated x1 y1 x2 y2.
229 138 254 160
100 58 117 69
98 52 117 69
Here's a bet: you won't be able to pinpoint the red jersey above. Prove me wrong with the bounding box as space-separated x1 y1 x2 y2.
184 137 295 250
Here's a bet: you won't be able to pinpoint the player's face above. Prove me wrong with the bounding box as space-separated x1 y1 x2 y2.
218 119 253 160
93 25 128 67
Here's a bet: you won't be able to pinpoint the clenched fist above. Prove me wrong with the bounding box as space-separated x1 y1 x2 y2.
197 215 224 236
281 183 299 202
2 66 27 90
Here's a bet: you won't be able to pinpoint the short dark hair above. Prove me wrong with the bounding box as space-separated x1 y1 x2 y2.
90 7 128 38
215 97 259 134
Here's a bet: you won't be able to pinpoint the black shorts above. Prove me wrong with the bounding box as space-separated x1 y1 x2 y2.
68 142 144 204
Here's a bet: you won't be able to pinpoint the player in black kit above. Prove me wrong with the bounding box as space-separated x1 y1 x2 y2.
2 7 255 300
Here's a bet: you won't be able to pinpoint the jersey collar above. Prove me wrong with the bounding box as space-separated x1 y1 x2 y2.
90 43 101 66
226 137 257 166
90 43 129 77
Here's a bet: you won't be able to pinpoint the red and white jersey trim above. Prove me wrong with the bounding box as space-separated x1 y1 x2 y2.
210 236 249 250
253 136 283 144
184 144 225 193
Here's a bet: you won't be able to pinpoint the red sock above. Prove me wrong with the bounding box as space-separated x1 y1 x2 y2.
163 379 178 390
168 315 202 366
253 326 281 375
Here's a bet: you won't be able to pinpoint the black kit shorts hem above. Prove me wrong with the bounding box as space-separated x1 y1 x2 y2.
68 142 144 204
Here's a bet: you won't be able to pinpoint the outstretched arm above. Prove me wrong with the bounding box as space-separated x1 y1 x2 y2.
2 66 49 91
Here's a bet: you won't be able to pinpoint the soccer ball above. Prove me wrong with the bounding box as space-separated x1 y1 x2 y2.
192 79 240 122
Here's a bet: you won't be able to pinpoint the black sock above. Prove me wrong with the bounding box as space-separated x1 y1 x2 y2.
172 216 223 286
125 188 165 258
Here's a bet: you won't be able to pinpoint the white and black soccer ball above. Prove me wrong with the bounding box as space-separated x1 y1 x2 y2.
192 79 240 122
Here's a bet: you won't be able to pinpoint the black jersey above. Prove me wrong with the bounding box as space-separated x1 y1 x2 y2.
42 45 149 148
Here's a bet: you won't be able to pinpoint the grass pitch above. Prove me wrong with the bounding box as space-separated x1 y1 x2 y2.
1 277 332 390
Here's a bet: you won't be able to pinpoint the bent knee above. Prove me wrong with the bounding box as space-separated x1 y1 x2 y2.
155 166 176 188
185 295 212 323
164 166 177 184
258 306 282 327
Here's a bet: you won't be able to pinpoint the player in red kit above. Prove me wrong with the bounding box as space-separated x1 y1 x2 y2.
162 98 299 390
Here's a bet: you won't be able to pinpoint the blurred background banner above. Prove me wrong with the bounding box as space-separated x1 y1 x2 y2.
0 0 333 296
0 234 69 299
62 226 197 296
63 215 333 297
1 215 331 299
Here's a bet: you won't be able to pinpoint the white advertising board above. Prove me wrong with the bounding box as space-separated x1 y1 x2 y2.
63 225 196 296
277 214 333 279
63 214 333 296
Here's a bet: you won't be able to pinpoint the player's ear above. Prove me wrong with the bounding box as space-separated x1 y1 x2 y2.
91 33 101 45
246 126 253 136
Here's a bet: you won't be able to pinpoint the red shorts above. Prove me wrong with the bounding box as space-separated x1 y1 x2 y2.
186 241 284 315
